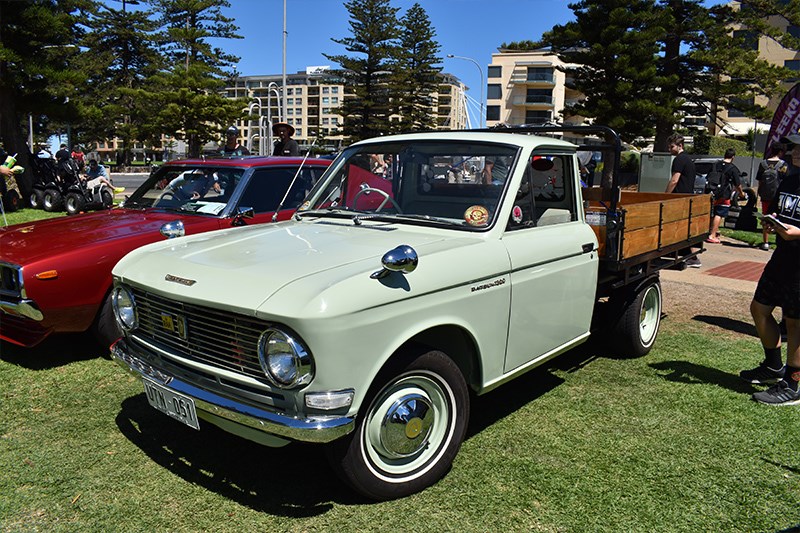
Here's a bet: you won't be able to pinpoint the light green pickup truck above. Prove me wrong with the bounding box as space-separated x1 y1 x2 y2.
110 126 710 500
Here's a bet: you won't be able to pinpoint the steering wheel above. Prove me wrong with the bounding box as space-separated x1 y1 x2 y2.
352 186 402 213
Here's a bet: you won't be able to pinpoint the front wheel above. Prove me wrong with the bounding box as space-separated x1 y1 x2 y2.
609 278 662 358
30 189 45 209
43 188 63 212
326 349 469 500
65 192 85 215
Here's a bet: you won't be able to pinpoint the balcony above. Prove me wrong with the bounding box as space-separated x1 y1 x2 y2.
512 95 554 107
509 72 555 85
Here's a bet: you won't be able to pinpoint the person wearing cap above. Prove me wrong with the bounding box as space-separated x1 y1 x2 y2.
272 122 300 156
741 132 800 405
221 126 250 156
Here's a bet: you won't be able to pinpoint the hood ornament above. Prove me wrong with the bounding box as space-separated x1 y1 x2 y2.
371 245 418 279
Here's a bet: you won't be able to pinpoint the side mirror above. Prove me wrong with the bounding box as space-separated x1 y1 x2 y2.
231 206 255 226
370 245 418 279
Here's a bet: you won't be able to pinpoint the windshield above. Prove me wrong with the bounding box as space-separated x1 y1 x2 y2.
123 166 246 215
299 141 519 229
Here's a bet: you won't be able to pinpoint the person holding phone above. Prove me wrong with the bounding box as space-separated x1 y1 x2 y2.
741 133 800 405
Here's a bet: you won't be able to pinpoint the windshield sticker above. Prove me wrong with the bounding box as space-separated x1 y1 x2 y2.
300 201 311 210
511 205 523 224
464 205 489 226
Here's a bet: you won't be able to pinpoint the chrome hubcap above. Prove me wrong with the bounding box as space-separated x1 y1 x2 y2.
378 393 434 458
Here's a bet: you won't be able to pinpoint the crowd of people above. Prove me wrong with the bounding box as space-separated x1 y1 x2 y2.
665 131 800 406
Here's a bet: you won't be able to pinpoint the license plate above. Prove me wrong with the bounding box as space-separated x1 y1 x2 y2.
143 378 200 430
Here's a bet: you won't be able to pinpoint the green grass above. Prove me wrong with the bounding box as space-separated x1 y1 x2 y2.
1 207 64 227
720 227 774 249
2 317 799 532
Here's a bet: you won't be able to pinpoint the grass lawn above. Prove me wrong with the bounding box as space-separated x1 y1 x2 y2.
1 207 64 227
2 312 798 532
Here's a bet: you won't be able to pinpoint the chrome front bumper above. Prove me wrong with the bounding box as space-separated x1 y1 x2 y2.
0 299 43 321
111 338 355 444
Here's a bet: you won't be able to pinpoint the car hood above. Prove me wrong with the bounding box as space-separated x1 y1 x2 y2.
113 219 494 316
0 209 215 265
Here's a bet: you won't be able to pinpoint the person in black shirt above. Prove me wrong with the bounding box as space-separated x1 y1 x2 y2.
55 143 71 162
742 133 800 405
665 133 701 267
272 122 300 156
221 126 250 156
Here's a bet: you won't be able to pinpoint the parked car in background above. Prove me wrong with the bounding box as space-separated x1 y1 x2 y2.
0 156 330 348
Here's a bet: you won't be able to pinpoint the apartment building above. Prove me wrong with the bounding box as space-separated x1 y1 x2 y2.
229 67 469 154
716 2 799 137
485 49 584 129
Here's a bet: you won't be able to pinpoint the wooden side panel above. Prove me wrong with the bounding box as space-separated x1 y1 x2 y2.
622 227 659 258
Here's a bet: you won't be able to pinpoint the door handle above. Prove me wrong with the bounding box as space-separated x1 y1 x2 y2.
582 242 595 253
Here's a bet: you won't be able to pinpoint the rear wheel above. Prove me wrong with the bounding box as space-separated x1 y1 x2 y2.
65 192 85 215
30 189 45 209
326 349 469 501
3 190 20 212
609 278 662 357
100 187 114 208
43 188 63 212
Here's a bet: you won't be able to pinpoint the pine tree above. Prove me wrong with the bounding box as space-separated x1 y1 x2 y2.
149 0 247 157
324 0 400 142
0 0 89 196
77 1 162 164
392 3 442 133
513 0 793 149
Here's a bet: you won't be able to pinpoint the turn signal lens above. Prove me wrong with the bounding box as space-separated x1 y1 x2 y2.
35 270 58 280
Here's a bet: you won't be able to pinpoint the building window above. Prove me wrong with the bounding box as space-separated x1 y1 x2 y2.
296 129 303 137
322 97 329 104
322 87 329 94
526 88 553 104
487 84 502 100
527 67 553 83
322 118 330 125
331 117 338 125
525 110 552 124
286 98 293 105
733 29 758 50
287 108 294 116
727 97 753 118
331 97 339 104
788 25 800 39
488 66 501 78
295 118 302 125
323 107 331 114
295 108 302 115
486 105 500 121
295 88 302 95
331 86 339 94
785 59 800 80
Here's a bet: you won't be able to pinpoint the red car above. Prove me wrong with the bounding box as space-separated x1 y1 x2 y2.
0 156 330 348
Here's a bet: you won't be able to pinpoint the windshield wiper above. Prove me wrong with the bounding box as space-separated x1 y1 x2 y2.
353 213 461 227
295 206 368 220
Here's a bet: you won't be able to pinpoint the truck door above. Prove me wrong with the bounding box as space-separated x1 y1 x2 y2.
502 152 599 373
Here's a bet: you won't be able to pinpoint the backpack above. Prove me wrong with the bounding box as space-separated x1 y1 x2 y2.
758 159 786 201
705 161 731 200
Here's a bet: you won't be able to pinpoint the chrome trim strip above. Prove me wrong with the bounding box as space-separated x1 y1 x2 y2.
0 299 43 321
112 338 354 444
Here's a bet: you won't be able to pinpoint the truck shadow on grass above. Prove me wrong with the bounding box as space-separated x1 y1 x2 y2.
0 333 106 370
691 314 758 337
115 394 359 515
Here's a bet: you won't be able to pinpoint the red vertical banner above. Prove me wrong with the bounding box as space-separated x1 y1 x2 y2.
766 82 800 149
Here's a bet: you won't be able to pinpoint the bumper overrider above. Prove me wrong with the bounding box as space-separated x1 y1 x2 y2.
111 337 355 444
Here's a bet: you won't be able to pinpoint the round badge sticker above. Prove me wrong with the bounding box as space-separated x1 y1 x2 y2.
464 205 490 226
512 205 523 224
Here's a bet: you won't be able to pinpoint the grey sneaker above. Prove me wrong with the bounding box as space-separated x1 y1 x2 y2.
739 364 785 384
759 242 770 251
685 257 702 268
752 381 800 406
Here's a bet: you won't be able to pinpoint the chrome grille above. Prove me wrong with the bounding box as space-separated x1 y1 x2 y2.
0 263 22 300
131 288 267 380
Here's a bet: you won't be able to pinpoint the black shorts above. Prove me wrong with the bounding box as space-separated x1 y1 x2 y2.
754 263 800 319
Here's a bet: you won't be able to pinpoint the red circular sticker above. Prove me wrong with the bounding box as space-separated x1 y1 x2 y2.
464 205 489 226
512 205 523 224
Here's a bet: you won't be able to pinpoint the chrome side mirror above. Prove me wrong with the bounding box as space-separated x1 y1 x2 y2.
370 245 418 279
232 206 255 227
160 220 185 239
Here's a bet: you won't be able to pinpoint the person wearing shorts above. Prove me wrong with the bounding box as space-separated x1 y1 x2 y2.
740 133 800 405
706 148 745 244
756 142 788 250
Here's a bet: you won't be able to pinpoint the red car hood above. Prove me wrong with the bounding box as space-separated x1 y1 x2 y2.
0 209 218 265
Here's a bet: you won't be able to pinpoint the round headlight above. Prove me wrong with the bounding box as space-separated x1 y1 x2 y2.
112 286 138 331
257 328 313 388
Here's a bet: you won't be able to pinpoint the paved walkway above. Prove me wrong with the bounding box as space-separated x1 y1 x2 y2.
660 237 772 294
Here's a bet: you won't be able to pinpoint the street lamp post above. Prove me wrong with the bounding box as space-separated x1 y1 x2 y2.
447 54 485 128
